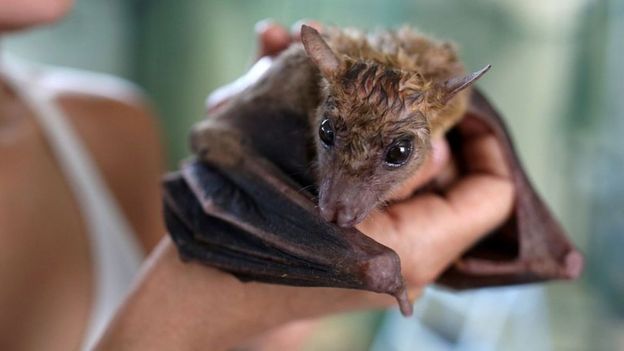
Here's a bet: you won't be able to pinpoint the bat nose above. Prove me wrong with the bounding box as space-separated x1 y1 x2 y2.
319 200 359 227
336 208 358 227
318 178 366 227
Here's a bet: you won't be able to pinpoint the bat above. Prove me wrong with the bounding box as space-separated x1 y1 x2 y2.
163 25 583 317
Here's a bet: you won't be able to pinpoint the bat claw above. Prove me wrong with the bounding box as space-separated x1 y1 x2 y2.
394 288 413 317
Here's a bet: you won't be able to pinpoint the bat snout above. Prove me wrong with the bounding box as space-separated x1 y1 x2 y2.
319 196 369 228
318 176 376 227
336 209 358 227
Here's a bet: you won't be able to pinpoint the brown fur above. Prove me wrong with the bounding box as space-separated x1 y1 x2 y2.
296 25 489 226
323 26 470 135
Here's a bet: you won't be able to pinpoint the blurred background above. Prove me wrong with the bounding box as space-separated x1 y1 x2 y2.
6 0 622 349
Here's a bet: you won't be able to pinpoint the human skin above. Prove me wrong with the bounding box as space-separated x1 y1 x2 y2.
0 1 165 350
95 22 514 351
0 0 74 31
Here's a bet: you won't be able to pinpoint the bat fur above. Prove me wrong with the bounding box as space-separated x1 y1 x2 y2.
194 25 489 227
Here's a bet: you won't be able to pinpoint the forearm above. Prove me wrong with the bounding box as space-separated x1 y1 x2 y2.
95 238 396 351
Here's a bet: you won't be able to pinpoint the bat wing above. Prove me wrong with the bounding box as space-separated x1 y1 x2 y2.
163 146 413 315
436 90 584 288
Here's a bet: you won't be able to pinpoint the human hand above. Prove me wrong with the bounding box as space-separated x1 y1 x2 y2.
95 21 514 351
358 115 514 295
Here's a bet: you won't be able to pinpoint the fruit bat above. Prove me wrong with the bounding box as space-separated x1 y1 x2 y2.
163 25 583 317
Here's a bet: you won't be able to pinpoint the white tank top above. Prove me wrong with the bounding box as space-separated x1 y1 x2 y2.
3 59 144 351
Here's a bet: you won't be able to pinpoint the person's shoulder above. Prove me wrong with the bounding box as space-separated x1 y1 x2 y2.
34 66 162 174
35 66 165 250
37 66 152 120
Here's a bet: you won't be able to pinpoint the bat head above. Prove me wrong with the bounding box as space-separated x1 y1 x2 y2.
301 25 489 227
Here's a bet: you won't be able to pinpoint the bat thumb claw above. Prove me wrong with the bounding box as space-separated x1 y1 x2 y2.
394 288 414 317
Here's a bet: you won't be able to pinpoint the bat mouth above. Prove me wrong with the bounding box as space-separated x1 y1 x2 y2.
318 179 379 227
338 210 369 227
319 201 374 227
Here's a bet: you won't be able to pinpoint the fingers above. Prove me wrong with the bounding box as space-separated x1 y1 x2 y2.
255 19 291 58
457 115 511 178
360 116 515 286
435 115 515 245
387 138 450 201
391 180 512 285
256 19 323 58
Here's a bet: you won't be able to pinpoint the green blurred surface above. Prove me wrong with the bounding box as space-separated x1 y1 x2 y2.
6 0 623 349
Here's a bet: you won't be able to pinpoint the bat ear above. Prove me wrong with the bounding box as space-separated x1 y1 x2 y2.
301 24 342 78
440 64 491 104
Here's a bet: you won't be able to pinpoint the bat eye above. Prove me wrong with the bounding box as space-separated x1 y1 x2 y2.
384 138 413 167
319 118 335 147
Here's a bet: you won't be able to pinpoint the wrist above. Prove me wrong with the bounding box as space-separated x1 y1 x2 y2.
96 239 253 350
96 238 402 350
